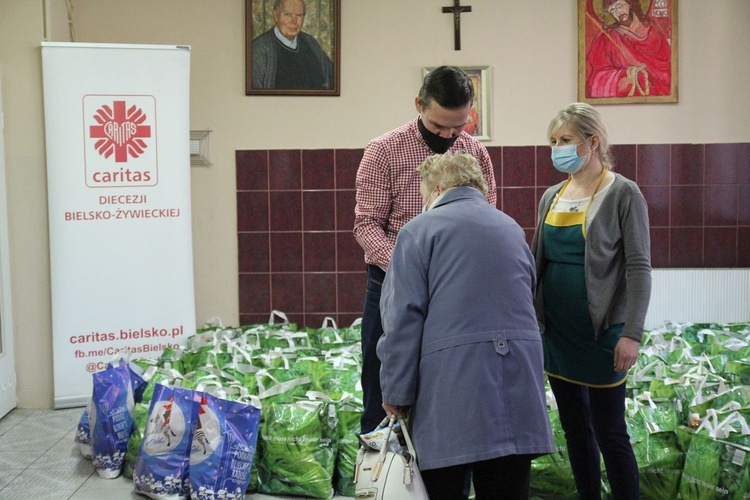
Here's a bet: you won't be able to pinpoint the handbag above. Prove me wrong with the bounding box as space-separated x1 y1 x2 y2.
354 416 429 499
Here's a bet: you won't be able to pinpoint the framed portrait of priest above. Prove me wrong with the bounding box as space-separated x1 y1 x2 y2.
578 0 678 104
246 0 340 96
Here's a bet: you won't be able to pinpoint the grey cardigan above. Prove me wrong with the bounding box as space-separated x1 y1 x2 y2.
530 173 652 342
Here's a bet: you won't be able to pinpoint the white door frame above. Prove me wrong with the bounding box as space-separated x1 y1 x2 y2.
0 72 17 419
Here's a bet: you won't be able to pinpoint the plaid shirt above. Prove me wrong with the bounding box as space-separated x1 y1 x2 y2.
354 118 497 270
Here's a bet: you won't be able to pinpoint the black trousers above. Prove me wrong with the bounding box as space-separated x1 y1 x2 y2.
420 454 533 500
359 264 387 434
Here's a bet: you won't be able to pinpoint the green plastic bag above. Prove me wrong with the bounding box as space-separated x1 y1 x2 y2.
257 400 337 499
334 402 362 497
627 400 684 500
679 430 750 499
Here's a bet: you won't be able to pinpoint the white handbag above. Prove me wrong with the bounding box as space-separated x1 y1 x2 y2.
354 416 429 499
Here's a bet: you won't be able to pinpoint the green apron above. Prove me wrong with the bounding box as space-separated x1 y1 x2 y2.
542 171 626 388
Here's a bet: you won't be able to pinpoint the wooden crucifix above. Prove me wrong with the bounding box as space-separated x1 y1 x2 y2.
442 0 472 50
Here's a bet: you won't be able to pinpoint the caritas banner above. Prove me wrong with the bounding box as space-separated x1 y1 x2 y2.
42 43 196 408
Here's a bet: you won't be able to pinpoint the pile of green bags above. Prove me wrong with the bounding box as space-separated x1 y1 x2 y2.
531 321 750 498
120 315 750 498
123 311 363 499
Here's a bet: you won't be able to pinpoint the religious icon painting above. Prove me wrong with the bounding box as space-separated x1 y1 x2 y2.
578 0 678 104
246 0 340 96
424 66 491 141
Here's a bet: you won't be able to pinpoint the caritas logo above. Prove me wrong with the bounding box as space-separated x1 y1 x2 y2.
82 95 158 188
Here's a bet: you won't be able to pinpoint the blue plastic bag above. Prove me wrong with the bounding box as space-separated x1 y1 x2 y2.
187 392 262 499
91 359 147 478
133 383 200 500
74 400 94 459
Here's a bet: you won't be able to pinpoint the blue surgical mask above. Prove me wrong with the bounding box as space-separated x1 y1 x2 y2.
551 143 588 174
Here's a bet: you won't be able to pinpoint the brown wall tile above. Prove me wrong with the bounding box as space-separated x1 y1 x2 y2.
335 149 364 189
670 186 703 227
303 191 335 231
336 190 356 231
271 273 304 313
650 228 670 267
238 233 269 273
671 144 704 185
705 143 738 185
337 231 364 272
337 272 366 313
739 144 750 184
637 144 670 185
502 187 537 229
611 144 636 181
704 227 737 267
704 185 737 226
304 232 336 272
302 149 335 189
239 273 270 314
269 150 301 190
271 232 302 272
237 192 268 232
270 191 301 231
739 228 750 266
670 228 703 267
641 186 669 227
236 150 268 191
304 273 337 312
503 146 536 187
739 185 750 225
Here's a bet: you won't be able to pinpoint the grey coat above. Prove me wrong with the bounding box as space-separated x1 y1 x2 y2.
377 187 555 471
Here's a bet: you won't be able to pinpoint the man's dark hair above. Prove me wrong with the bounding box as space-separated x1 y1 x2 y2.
418 66 474 110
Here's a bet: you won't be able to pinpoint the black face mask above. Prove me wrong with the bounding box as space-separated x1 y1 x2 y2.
418 118 459 154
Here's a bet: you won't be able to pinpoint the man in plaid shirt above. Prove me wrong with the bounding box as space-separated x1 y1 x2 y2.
354 66 497 433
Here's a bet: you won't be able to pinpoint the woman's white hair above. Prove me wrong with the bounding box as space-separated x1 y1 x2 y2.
416 152 488 195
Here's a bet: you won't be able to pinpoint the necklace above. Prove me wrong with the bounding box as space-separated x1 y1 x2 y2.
562 169 606 212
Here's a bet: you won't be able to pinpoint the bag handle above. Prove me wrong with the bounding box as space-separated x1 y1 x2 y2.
321 316 338 330
369 416 419 486
398 418 417 459
268 310 290 326
371 416 396 481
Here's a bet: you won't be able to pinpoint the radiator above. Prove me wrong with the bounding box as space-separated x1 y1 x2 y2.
644 269 750 330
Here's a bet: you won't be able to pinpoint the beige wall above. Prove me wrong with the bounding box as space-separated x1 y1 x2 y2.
1 0 749 408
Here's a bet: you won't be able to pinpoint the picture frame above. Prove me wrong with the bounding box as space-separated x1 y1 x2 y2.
424 65 491 141
578 0 677 104
246 0 340 96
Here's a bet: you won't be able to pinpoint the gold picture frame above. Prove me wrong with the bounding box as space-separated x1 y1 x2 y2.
246 0 340 96
578 0 678 104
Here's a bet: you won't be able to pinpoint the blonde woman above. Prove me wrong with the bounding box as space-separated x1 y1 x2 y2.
531 102 651 499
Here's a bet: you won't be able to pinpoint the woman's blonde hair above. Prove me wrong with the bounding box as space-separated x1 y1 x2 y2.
547 102 615 169
416 152 488 195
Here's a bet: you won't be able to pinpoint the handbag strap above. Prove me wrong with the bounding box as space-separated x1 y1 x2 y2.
371 416 396 481
398 418 417 459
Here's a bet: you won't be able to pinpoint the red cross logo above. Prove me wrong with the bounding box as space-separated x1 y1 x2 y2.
89 101 152 163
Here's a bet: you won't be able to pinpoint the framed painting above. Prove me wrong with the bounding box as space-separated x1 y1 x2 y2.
578 0 677 104
424 65 491 141
246 0 340 96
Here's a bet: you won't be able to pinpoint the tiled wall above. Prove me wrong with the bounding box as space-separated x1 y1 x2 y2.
237 143 750 328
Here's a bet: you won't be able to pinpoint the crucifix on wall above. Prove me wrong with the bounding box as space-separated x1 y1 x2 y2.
442 0 472 50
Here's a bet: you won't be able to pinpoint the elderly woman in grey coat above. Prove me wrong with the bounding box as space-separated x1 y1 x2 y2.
377 152 555 500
